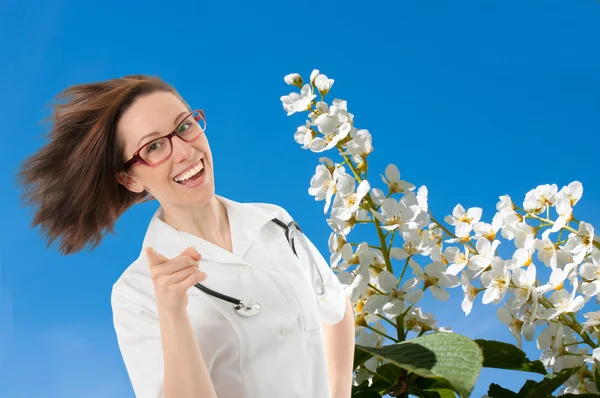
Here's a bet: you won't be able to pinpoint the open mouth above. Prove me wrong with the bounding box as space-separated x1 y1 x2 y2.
173 159 206 185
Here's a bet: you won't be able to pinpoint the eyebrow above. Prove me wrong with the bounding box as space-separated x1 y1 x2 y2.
135 111 189 148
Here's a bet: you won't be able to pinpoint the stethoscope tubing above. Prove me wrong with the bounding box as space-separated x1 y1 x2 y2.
192 218 325 317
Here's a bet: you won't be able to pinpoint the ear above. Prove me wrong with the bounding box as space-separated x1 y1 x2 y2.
116 171 145 194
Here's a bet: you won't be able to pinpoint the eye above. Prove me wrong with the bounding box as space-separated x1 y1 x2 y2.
144 139 163 153
177 121 192 134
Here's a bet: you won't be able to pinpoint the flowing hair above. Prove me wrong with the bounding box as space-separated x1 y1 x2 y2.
17 74 190 255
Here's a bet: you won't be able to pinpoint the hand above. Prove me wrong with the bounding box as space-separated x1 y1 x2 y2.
145 246 207 318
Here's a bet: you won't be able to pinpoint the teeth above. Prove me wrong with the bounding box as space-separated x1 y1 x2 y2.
174 160 204 182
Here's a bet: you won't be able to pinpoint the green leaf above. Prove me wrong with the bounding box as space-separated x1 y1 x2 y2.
410 386 457 398
516 380 538 396
411 376 456 398
525 367 582 398
354 345 373 369
487 383 518 398
475 339 547 375
375 363 402 384
356 332 483 398
595 364 600 393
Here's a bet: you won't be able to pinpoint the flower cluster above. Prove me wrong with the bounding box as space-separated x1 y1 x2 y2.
281 70 600 394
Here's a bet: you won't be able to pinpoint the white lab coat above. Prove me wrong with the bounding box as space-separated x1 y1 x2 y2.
111 194 348 398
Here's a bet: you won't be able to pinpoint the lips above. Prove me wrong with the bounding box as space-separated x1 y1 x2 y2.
173 159 204 182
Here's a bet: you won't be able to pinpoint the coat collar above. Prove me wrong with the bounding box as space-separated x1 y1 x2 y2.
141 194 279 265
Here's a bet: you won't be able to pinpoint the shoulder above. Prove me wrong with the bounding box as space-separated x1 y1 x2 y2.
111 254 156 311
247 201 294 222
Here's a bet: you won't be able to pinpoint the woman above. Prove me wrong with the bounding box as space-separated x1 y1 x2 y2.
17 75 355 398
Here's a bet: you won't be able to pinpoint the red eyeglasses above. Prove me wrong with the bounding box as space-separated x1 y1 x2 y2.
122 110 206 170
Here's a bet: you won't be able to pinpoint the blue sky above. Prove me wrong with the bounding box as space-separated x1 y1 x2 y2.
1 0 599 397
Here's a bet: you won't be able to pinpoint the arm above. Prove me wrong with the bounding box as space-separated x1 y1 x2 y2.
160 311 218 398
112 288 217 398
322 296 355 398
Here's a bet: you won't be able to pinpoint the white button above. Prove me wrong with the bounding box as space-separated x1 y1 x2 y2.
241 265 251 273
280 324 292 336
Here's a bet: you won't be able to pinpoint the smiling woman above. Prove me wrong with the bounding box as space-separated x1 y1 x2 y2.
16 75 354 398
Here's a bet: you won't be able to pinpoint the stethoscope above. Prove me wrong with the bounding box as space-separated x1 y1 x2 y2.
193 218 327 317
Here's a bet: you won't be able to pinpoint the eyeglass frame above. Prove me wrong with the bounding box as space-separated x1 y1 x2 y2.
122 109 206 171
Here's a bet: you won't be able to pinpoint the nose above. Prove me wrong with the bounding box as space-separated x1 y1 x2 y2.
171 136 195 163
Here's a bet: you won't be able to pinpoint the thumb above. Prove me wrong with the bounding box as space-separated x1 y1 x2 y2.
145 247 169 266
178 246 201 261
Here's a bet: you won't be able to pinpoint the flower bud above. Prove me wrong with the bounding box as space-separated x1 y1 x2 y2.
315 74 334 95
284 73 303 88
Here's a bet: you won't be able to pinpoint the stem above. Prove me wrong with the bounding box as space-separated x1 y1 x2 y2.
364 323 399 343
362 367 394 386
537 296 598 349
397 257 411 288
337 144 394 273
563 340 585 347
430 214 477 254
367 283 386 295
375 313 399 329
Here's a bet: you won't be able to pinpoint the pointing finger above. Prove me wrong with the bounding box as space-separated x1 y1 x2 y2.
145 247 169 266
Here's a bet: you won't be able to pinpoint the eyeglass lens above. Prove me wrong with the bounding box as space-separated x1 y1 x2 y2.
139 111 205 165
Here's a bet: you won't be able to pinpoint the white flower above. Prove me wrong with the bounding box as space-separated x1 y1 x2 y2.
473 213 502 241
372 196 419 232
380 164 415 194
362 270 423 319
293 123 314 148
346 260 371 302
284 73 303 87
537 263 576 294
538 323 581 372
580 251 600 299
444 204 483 227
330 178 370 221
583 347 600 366
411 261 460 302
308 163 338 213
310 69 320 85
506 234 536 270
481 259 511 305
468 238 501 276
543 288 585 320
543 191 572 236
497 307 524 348
309 114 351 152
461 272 479 315
507 264 536 310
445 222 473 244
564 222 596 264
389 230 428 260
496 195 515 214
581 310 600 333
370 188 386 207
416 186 429 213
559 181 583 207
404 307 439 334
340 129 372 158
280 84 316 116
314 73 334 95
534 237 560 269
513 222 536 249
444 246 471 276
523 184 558 214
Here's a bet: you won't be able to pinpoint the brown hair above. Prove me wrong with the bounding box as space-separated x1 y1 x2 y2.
17 74 190 255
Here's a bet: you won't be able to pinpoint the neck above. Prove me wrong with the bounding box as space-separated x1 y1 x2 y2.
162 195 230 244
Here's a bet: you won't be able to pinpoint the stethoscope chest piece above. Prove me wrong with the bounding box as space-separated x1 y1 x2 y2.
234 299 261 317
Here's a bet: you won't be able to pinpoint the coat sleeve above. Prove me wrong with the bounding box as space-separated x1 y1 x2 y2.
111 285 165 398
302 231 348 325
